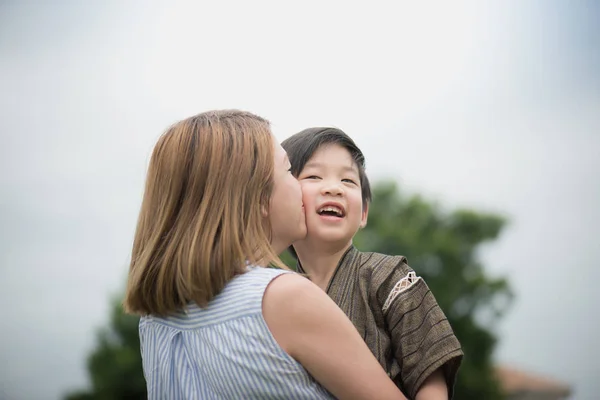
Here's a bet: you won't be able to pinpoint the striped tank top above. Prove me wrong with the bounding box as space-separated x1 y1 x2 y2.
139 266 334 399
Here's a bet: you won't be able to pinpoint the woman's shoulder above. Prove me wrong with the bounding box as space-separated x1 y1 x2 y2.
263 271 327 323
263 270 313 298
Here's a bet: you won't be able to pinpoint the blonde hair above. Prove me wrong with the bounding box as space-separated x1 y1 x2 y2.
124 110 286 316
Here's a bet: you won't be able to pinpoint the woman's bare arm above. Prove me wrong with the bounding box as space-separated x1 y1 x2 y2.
263 273 406 400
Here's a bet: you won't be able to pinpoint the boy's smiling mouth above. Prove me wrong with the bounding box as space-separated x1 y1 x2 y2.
317 202 346 218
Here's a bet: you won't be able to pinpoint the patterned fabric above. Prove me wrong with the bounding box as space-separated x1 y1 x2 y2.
297 246 463 400
139 267 334 400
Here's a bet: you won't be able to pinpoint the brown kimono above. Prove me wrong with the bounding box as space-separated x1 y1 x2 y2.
297 246 463 400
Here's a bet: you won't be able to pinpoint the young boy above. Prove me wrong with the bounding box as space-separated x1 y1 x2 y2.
281 127 463 400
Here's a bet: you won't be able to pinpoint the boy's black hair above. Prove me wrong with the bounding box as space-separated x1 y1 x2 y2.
281 127 372 207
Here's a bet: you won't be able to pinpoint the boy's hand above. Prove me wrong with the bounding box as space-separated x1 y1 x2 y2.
415 368 448 400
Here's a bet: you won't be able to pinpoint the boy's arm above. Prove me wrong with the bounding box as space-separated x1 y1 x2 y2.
374 257 463 400
415 368 448 400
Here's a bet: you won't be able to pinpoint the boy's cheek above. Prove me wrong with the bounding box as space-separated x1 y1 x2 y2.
299 182 312 196
300 185 316 208
301 190 311 205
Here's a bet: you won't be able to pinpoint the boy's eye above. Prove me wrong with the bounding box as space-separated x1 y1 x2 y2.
342 179 357 185
304 175 320 180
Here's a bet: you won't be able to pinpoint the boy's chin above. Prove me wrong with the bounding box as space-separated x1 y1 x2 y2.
308 229 354 245
295 228 309 242
287 228 308 245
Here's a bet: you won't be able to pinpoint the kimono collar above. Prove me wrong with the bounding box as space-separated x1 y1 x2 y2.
296 245 358 291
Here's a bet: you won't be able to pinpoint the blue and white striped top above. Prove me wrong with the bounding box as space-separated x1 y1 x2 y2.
139 266 334 399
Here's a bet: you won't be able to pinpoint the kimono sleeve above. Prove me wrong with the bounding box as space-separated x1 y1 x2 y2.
374 257 463 399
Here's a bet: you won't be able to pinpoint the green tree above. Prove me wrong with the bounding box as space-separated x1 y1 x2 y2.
353 181 512 400
67 180 511 399
64 297 146 400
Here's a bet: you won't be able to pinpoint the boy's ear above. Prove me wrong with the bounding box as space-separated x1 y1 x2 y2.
359 202 369 228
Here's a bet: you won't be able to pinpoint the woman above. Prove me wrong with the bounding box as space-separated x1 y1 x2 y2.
123 110 406 399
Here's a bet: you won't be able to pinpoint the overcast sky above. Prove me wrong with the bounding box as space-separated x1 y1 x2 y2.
1 1 599 399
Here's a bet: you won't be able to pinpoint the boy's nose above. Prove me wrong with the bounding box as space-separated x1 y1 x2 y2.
322 183 344 196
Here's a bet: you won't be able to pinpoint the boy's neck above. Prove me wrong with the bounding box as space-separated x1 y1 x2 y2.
294 240 353 292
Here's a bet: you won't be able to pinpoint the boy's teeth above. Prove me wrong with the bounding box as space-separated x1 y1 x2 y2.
318 206 343 216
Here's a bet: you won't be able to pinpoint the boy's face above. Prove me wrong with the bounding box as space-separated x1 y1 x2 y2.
297 143 368 246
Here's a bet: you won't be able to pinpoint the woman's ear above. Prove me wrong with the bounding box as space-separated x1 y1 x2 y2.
261 203 269 218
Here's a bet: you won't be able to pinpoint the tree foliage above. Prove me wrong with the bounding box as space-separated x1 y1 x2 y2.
64 298 146 400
